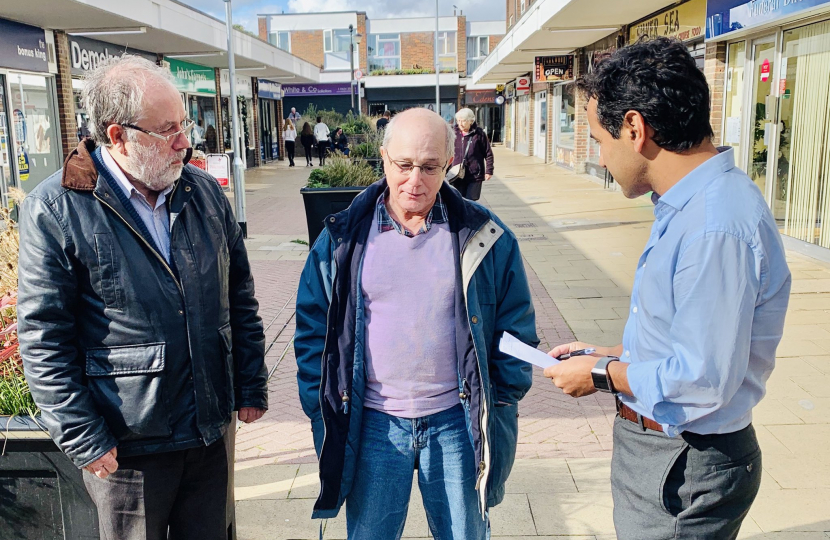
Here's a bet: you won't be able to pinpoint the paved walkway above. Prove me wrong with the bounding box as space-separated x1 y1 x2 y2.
232 148 830 539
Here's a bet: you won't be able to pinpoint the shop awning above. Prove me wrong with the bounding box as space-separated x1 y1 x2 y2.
470 0 678 84
0 0 320 82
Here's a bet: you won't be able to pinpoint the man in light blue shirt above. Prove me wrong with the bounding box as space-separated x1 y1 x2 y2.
545 38 791 539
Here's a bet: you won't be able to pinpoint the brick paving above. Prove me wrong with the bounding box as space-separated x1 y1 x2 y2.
234 160 614 467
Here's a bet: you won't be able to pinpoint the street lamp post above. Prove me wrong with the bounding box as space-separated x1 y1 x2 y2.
349 24 355 111
223 0 247 238
434 0 440 115
349 25 364 115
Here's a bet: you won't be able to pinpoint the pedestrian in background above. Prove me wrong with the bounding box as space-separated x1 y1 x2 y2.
295 107 537 540
544 37 791 540
288 107 302 124
449 108 493 201
17 54 268 540
284 119 296 167
314 116 330 166
331 127 349 156
300 122 315 167
376 110 391 131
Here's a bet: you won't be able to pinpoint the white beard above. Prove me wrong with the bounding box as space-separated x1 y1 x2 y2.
122 140 186 192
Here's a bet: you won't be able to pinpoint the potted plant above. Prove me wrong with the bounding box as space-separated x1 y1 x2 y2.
300 154 382 245
1 192 241 538
0 194 101 537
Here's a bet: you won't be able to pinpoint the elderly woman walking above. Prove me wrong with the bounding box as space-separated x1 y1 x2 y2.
450 108 494 201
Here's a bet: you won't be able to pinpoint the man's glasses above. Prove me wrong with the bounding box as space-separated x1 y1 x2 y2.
385 151 447 177
120 118 195 144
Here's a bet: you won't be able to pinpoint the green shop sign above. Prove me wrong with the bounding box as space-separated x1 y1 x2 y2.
165 58 216 95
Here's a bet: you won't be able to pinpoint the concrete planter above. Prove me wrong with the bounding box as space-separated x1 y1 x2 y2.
300 186 367 246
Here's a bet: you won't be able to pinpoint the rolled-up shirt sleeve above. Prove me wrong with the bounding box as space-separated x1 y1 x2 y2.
626 232 760 431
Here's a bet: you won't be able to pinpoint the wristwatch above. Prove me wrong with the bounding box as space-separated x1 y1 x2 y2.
591 357 618 393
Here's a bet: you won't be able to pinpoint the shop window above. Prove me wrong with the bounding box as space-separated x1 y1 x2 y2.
774 20 830 247
368 33 401 72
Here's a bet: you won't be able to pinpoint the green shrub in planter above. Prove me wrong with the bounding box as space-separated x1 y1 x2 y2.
307 155 379 188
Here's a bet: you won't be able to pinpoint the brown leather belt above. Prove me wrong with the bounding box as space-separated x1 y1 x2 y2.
616 400 663 432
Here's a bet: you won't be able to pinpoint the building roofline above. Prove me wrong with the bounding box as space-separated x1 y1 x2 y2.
258 10 366 17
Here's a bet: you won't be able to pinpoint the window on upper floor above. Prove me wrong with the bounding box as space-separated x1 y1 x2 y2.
466 36 489 74
368 33 401 72
269 31 290 52
509 15 514 27
437 31 457 71
520 0 526 14
323 28 357 70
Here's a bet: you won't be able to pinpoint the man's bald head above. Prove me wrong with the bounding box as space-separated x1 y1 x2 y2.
382 107 455 162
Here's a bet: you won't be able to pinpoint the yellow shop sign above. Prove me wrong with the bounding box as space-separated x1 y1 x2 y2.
629 0 706 43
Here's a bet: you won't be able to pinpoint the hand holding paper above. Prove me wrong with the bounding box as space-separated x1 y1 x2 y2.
498 332 560 369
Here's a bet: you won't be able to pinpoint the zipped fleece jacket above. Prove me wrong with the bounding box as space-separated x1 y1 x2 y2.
17 139 267 468
295 179 538 519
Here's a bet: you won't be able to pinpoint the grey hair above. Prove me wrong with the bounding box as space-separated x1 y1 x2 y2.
455 108 476 123
81 54 176 146
382 111 456 161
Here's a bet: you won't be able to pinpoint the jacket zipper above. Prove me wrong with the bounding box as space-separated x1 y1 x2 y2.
93 193 184 297
460 220 492 501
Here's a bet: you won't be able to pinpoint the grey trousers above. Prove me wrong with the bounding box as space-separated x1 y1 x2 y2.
611 415 762 540
83 439 228 540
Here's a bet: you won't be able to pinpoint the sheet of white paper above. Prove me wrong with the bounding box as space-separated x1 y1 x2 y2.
499 332 559 369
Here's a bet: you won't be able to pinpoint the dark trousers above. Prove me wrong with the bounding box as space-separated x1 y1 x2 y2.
451 177 484 201
285 140 295 166
83 440 229 540
303 144 313 164
611 416 762 540
317 141 329 165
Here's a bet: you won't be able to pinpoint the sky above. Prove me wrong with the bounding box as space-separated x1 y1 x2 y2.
178 0 506 35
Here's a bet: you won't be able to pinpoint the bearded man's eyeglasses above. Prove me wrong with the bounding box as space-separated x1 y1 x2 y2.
120 118 195 144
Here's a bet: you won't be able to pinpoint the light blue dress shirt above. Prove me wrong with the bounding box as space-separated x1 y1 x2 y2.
101 146 173 263
620 147 791 437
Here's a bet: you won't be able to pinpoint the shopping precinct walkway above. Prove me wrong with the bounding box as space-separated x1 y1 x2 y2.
231 147 830 539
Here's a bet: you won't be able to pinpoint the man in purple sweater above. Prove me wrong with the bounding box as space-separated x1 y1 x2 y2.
296 108 538 539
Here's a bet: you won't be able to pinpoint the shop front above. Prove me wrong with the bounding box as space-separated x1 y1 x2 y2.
257 79 282 162
220 70 256 168
553 82 576 169
462 88 503 143
709 0 830 249
582 34 621 178
365 85 459 124
629 0 707 68
514 76 531 155
166 58 218 153
0 18 61 201
69 35 156 143
504 81 515 150
534 55 574 163
282 83 354 117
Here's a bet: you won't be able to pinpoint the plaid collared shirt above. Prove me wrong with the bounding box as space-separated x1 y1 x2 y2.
376 190 448 237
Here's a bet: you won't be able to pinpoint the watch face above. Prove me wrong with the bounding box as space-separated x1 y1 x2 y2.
591 369 610 392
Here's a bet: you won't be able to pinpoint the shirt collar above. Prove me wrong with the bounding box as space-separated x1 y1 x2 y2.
655 147 736 212
101 146 174 208
376 189 448 237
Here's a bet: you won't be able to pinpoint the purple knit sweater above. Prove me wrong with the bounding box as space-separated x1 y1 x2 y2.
361 215 459 418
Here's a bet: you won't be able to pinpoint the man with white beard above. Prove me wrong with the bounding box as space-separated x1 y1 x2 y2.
17 55 268 540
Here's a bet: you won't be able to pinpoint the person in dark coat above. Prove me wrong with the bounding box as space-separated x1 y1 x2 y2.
451 108 494 201
300 122 316 166
331 127 350 156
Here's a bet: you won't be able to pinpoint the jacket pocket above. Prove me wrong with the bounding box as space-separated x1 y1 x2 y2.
488 401 519 501
85 343 170 440
218 323 235 415
93 233 122 310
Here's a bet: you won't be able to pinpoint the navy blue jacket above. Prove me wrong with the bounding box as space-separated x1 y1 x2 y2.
295 179 538 518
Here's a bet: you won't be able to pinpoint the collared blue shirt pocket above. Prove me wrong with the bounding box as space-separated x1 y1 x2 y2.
85 343 170 440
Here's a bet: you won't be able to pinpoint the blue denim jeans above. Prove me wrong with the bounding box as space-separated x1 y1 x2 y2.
346 404 490 540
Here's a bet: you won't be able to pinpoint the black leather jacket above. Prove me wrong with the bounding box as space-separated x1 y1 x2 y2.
18 139 267 468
